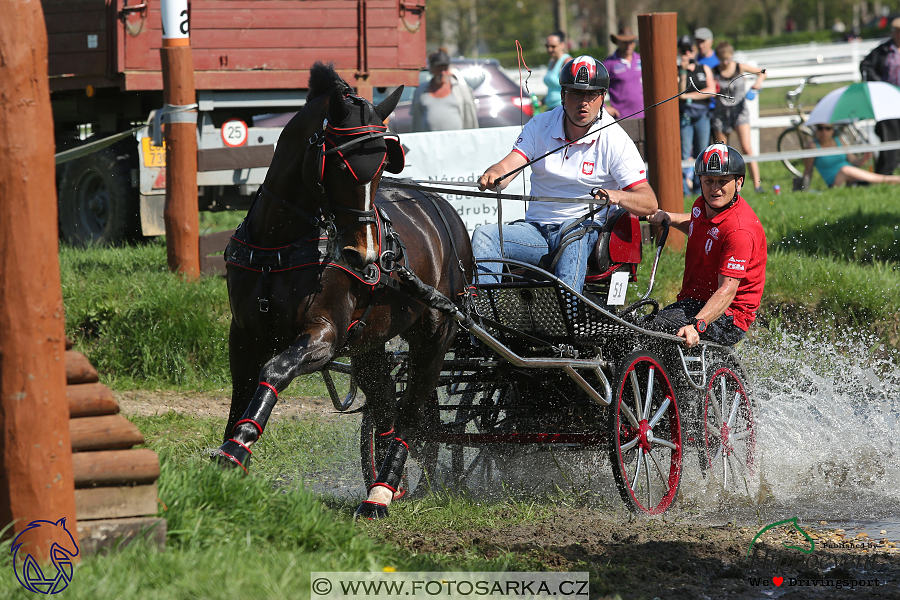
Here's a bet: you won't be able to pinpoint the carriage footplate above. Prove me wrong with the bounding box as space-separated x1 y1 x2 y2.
355 438 409 521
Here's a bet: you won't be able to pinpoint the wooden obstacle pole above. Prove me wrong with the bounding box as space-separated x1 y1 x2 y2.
160 0 200 279
638 13 684 249
0 0 79 561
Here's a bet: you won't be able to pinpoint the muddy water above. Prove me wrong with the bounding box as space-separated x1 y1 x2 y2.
299 328 900 543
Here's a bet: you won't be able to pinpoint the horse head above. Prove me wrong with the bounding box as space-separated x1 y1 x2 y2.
300 82 405 270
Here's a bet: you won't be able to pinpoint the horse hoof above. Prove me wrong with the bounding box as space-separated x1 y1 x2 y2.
212 440 251 473
354 501 389 521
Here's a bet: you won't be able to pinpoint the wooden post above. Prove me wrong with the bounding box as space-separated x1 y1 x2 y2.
0 0 79 562
160 0 200 279
638 13 684 249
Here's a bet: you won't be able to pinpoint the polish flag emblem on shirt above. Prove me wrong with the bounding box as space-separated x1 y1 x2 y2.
582 162 594 175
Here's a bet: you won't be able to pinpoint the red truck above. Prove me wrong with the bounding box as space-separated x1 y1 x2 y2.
44 0 425 244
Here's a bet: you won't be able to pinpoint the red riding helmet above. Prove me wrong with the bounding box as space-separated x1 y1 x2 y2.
694 143 746 180
559 56 610 92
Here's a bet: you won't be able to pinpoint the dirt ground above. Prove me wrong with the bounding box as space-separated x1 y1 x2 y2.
117 391 900 600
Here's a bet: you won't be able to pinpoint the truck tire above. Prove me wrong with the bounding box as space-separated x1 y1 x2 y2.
58 138 140 246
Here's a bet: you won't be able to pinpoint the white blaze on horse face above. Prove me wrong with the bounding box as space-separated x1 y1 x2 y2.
363 180 378 263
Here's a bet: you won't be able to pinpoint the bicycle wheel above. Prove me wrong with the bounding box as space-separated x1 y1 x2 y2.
777 126 814 178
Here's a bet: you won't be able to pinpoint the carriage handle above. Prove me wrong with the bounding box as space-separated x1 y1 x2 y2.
641 218 670 301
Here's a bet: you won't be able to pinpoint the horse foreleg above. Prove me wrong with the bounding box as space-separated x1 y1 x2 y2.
214 328 337 472
355 312 455 520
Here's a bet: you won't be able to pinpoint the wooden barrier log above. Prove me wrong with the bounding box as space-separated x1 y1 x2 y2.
74 483 158 520
77 516 167 555
72 449 159 488
70 415 145 452
68 382 119 418
66 350 100 384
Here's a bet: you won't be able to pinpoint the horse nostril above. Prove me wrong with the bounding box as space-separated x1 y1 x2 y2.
342 247 366 268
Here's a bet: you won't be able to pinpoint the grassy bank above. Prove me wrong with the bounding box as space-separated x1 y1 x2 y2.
62 162 899 389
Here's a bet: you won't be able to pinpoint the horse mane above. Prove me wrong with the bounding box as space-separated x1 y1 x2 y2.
308 61 350 102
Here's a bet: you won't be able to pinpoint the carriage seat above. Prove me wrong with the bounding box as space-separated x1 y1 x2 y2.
536 207 643 284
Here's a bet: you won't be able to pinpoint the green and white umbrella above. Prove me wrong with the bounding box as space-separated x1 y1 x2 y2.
806 81 900 125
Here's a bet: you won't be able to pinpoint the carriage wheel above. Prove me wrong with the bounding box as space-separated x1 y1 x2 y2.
702 365 756 491
359 407 435 500
608 351 682 515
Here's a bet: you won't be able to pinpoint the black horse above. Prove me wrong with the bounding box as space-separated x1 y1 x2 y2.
214 63 474 519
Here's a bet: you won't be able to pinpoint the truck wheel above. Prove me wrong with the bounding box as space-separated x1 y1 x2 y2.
58 139 140 246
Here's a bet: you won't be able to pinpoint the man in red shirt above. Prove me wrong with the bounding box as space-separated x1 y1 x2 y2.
649 143 767 347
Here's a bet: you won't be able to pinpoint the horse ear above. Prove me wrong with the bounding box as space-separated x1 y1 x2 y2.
328 87 351 124
374 85 404 123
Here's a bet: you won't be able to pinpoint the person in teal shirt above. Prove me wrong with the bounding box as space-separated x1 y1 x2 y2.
802 123 900 187
542 31 571 110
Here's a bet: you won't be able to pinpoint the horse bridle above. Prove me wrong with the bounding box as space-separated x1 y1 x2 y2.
306 116 400 234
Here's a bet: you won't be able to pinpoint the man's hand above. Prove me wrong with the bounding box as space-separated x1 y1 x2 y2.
677 324 700 348
649 210 671 225
478 169 503 191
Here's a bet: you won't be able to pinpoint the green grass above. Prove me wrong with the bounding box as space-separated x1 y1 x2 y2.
0 412 560 599
758 80 847 113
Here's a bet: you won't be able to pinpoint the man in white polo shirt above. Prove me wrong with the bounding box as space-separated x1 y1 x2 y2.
473 55 657 293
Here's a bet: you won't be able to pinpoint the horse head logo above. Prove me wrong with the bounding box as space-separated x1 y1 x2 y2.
11 518 80 594
747 516 815 558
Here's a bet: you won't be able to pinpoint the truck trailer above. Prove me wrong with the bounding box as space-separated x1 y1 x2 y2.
44 0 425 244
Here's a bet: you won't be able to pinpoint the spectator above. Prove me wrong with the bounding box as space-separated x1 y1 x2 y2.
648 144 767 348
411 49 478 132
859 18 900 175
542 31 572 110
802 122 900 187
832 18 847 34
472 56 656 294
602 27 643 119
694 27 719 68
710 43 766 193
678 35 716 195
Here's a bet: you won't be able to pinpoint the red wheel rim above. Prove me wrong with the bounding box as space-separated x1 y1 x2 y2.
613 355 682 514
704 367 756 487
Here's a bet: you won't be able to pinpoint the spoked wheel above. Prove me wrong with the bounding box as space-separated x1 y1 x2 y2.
702 365 756 491
609 351 682 515
777 126 814 178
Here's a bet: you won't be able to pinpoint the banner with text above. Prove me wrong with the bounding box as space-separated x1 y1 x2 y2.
397 127 529 234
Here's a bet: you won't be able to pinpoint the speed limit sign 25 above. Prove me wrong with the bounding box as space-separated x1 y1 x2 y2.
221 119 248 147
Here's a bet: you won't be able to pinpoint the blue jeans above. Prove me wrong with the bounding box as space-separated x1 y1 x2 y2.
681 111 711 195
471 219 601 293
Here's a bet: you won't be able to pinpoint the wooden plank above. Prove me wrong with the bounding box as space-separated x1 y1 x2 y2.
72 449 160 488
70 415 145 451
124 67 418 91
199 231 234 277
77 516 166 555
74 483 158 520
47 31 109 54
191 8 396 29
188 27 397 50
44 9 108 34
197 145 275 172
42 0 106 15
66 350 99 384
68 382 119 418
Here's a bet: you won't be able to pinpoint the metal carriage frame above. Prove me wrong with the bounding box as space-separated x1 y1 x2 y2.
324 243 758 515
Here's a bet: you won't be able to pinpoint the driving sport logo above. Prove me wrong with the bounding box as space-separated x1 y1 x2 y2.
702 145 727 172
570 56 597 81
11 518 80 594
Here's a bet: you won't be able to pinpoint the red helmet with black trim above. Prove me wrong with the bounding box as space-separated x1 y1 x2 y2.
694 142 746 180
559 55 610 92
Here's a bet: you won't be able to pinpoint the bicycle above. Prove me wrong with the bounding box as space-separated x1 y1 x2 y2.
776 77 871 178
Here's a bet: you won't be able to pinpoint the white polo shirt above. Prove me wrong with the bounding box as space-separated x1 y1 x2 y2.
512 106 647 225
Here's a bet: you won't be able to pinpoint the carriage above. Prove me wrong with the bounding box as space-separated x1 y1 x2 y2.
322 194 757 516
216 63 757 518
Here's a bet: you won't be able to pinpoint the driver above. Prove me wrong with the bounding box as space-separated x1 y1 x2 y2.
649 143 767 347
472 55 657 293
